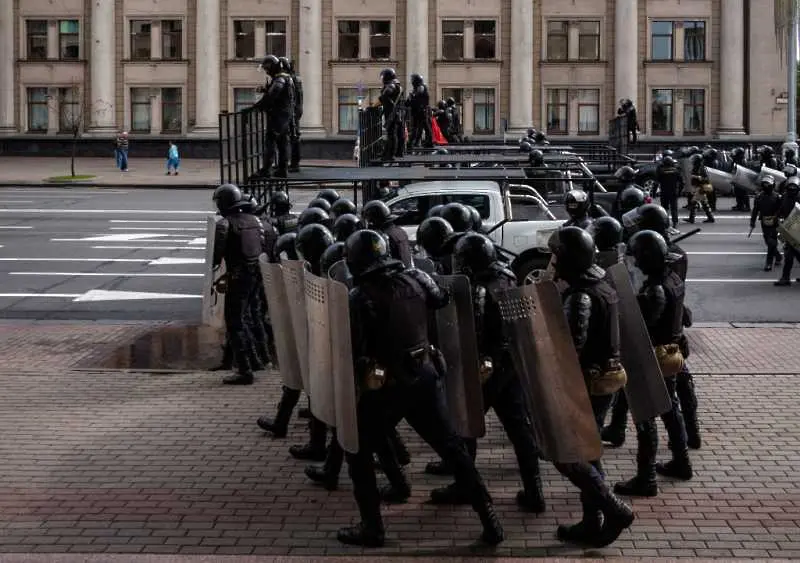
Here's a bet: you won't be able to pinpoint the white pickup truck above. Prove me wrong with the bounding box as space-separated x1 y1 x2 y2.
384 180 568 281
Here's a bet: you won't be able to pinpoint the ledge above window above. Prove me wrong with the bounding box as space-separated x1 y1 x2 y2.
17 58 87 64
328 59 399 66
122 58 190 64
644 59 712 65
433 59 502 65
539 59 607 66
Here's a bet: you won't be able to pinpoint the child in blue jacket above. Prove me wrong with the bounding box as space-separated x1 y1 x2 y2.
167 142 180 175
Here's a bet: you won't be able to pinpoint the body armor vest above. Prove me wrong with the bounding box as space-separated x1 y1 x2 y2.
755 192 782 226
646 271 685 346
565 277 621 369
224 213 263 269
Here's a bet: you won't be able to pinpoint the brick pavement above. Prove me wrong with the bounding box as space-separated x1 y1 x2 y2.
0 322 799 559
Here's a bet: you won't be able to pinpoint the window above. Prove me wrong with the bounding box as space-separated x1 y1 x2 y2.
651 89 673 134
130 88 151 132
234 88 257 113
130 21 152 60
546 21 568 61
683 21 706 61
651 21 673 60
161 88 182 132
473 88 495 134
337 87 381 133
58 87 80 133
577 89 600 135
683 89 705 134
265 20 287 57
578 21 600 61
161 20 182 59
233 21 255 59
369 21 391 59
474 20 496 59
546 89 568 134
58 20 80 60
389 196 437 226
26 20 48 60
442 194 491 218
337 21 360 59
27 88 49 132
441 20 464 60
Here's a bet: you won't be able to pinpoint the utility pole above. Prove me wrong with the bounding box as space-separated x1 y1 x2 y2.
785 1 799 153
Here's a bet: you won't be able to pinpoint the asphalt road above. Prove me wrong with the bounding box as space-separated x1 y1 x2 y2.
0 187 796 322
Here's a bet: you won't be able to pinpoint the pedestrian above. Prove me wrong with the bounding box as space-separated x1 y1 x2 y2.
115 131 129 171
166 141 180 175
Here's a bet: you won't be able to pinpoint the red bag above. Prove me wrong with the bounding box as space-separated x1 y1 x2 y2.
431 118 448 145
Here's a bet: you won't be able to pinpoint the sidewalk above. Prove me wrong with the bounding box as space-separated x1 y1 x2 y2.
0 157 355 189
0 320 799 560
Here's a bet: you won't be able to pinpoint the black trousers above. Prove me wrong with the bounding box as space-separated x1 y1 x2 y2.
733 185 751 210
409 111 433 148
660 191 679 227
762 225 780 266
249 269 273 362
633 377 688 468
265 118 290 173
289 115 301 168
779 242 800 280
345 364 491 526
382 118 404 160
223 266 260 374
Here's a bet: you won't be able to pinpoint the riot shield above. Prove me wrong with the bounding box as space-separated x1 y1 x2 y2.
607 263 671 423
706 167 734 196
495 281 602 463
281 260 310 390
202 216 226 329
680 157 693 190
731 164 760 193
259 257 302 390
304 271 336 427
328 259 353 286
778 202 800 251
761 165 787 186
434 275 485 438
328 278 359 453
412 256 436 274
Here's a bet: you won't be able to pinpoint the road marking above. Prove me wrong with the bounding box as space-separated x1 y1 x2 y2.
109 220 205 224
0 293 81 298
691 232 752 236
148 257 205 265
0 200 35 204
91 245 205 250
188 237 206 245
110 227 206 232
73 289 202 302
0 258 148 262
51 233 169 242
677 215 751 220
0 188 129 194
686 278 779 283
8 272 203 277
0 226 33 229
686 252 764 255
0 209 212 214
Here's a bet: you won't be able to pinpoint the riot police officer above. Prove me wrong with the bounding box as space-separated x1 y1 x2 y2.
361 200 413 267
613 167 644 219
253 55 294 178
446 97 462 142
751 176 783 271
701 148 720 211
617 186 646 227
379 68 405 160
416 217 455 274
685 154 715 224
730 147 751 211
656 155 683 231
330 198 357 220
785 147 798 166
297 207 331 230
427 233 546 513
268 191 297 233
759 145 780 170
339 229 504 547
278 57 303 172
775 177 800 286
211 184 265 385
564 190 592 229
408 74 433 148
588 216 623 269
549 226 635 547
332 213 364 242
434 100 451 142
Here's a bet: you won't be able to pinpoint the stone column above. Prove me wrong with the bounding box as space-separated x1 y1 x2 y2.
718 0 746 136
509 0 534 132
192 0 221 135
88 0 117 133
406 0 429 90
299 0 325 136
614 0 638 108
0 0 14 133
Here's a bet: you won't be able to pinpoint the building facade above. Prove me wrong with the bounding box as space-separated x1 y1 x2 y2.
0 0 790 143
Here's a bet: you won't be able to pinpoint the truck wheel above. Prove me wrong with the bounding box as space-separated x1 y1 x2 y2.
514 255 551 286
642 176 660 198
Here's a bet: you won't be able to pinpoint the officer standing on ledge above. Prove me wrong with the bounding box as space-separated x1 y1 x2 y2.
407 74 433 148
253 54 294 178
379 68 405 160
278 57 303 172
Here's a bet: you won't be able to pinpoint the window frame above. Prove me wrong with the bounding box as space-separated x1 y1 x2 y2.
337 20 360 60
682 88 705 135
130 88 152 133
368 20 392 60
26 20 49 60
57 87 81 134
26 87 49 132
545 88 569 135
389 196 438 226
651 88 674 135
546 20 569 62
473 19 497 60
160 19 183 60
441 19 465 60
577 21 601 61
576 89 600 135
337 87 382 134
233 20 256 59
682 20 706 61
650 21 674 61
161 88 182 133
265 20 288 58
129 20 152 60
233 87 258 113
58 20 80 61
472 88 496 135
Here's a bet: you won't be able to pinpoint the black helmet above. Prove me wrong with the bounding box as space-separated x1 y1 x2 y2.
783 164 798 177
380 68 397 83
759 175 776 192
298 206 330 228
269 190 291 214
440 202 472 232
785 176 800 192
332 213 363 242
526 127 536 138
529 149 544 166
614 165 637 183
361 200 393 228
213 183 242 214
329 198 357 219
552 226 596 280
662 155 678 167
623 203 669 237
627 230 669 276
320 241 346 276
438 100 447 109
760 145 775 157
588 216 623 251
465 205 482 231
620 186 646 214
730 147 746 159
533 131 547 144
662 149 674 157
433 148 449 155
519 140 533 153
564 190 589 217
427 204 445 218
295 224 334 271
278 56 292 73
454 233 497 276
702 147 718 160
260 54 281 76
345 229 391 277
688 145 701 155
446 97 456 106
416 217 454 258
308 197 332 213
410 73 423 86
275 232 299 260
690 153 704 167
316 188 340 204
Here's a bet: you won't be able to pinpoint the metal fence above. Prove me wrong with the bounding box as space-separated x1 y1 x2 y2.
358 106 385 168
607 115 630 156
218 108 272 201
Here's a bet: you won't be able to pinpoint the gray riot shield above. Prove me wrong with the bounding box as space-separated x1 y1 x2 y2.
731 164 760 193
281 260 310 391
761 165 787 186
434 275 485 438
680 157 693 189
706 167 734 196
259 257 302 390
495 281 602 464
328 259 353 287
304 271 336 427
328 278 359 453
412 256 436 274
607 263 671 423
202 216 226 329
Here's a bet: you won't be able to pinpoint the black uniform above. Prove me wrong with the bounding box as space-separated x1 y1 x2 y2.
379 74 405 160
730 149 751 211
288 72 303 171
446 99 462 142
408 76 433 148
751 184 782 271
435 101 451 142
775 183 800 285
656 158 683 228
254 67 294 177
382 223 413 267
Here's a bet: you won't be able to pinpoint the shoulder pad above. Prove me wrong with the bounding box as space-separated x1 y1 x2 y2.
582 264 606 281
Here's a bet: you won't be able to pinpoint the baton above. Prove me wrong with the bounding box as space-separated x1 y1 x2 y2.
671 227 701 244
747 227 754 238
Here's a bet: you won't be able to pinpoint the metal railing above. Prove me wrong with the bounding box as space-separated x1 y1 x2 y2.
607 115 630 156
218 108 273 202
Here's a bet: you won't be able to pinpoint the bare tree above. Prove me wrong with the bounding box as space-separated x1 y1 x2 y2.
49 81 112 178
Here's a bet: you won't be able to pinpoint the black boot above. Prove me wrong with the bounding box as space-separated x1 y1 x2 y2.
429 482 470 505
424 459 454 475
305 434 344 491
656 456 693 480
298 407 311 419
338 459 385 547
600 391 627 447
684 203 697 224
614 421 658 497
378 482 411 504
289 416 327 461
210 344 233 371
256 386 300 437
374 444 411 504
675 369 701 449
337 521 385 547
387 428 411 466
557 492 602 544
516 472 546 514
305 464 339 491
595 490 635 547
476 503 504 545
701 202 715 223
222 352 253 385
657 396 694 480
